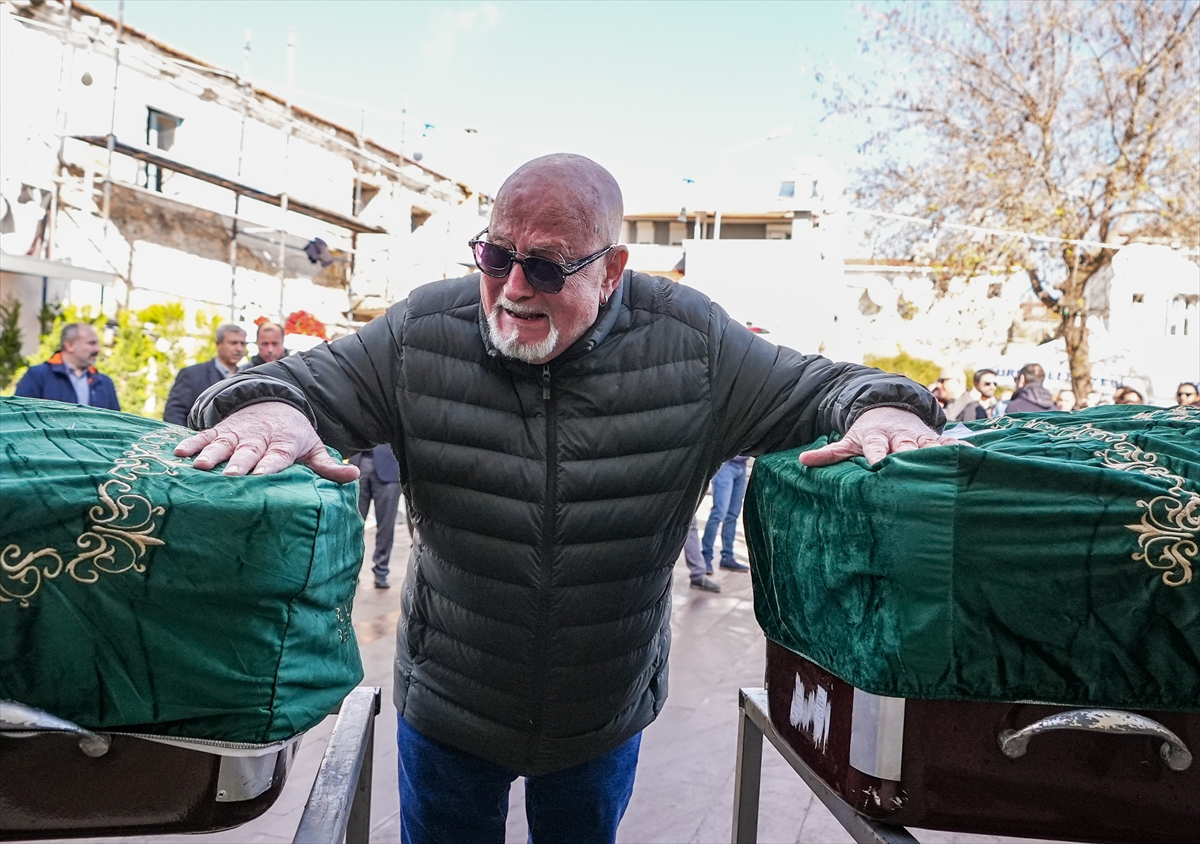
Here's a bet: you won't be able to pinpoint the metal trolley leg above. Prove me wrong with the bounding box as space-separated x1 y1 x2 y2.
732 691 765 843
732 688 919 844
294 686 382 844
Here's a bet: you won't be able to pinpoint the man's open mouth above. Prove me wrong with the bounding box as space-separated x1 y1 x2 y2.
504 308 547 322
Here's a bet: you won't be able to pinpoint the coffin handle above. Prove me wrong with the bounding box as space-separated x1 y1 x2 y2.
999 708 1192 771
0 700 111 758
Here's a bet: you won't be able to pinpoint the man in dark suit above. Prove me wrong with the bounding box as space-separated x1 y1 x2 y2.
164 324 246 426
349 444 403 588
242 321 288 369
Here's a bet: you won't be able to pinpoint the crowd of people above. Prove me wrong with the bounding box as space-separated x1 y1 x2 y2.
932 363 1198 421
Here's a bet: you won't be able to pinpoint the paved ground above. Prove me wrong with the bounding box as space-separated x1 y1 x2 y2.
52 497 1070 844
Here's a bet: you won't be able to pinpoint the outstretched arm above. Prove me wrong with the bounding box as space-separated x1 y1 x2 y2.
174 401 360 484
799 405 966 467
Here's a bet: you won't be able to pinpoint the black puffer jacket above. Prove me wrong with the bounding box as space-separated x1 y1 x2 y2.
192 271 943 774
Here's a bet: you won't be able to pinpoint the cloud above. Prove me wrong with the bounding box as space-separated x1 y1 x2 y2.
422 3 501 60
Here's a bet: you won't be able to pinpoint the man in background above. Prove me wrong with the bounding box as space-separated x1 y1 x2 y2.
1113 386 1144 405
243 322 288 368
1174 382 1198 407
929 371 963 410
702 455 751 574
1004 363 1056 414
949 368 999 421
15 323 120 411
164 324 246 426
349 444 402 589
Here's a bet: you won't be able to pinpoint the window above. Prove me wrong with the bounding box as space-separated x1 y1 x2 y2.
1167 294 1196 337
144 108 182 192
353 183 380 215
635 221 654 245
411 206 431 232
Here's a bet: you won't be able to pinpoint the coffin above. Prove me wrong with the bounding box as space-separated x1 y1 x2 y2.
0 397 364 742
746 405 1200 843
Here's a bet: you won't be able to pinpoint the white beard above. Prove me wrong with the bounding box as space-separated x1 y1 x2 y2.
486 296 560 364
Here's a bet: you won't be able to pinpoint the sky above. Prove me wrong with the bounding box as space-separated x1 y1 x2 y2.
84 0 878 213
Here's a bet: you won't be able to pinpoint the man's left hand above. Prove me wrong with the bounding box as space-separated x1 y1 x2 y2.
799 406 967 467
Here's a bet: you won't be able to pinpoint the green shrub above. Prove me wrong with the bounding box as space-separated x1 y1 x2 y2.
863 351 940 387
0 298 27 392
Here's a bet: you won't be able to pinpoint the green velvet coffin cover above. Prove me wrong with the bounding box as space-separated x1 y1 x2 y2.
746 405 1200 712
0 397 364 742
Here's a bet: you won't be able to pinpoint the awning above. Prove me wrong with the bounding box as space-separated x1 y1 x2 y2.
0 251 117 286
73 135 387 235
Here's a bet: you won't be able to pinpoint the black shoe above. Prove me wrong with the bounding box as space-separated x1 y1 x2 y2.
718 560 750 572
690 577 721 593
374 577 390 589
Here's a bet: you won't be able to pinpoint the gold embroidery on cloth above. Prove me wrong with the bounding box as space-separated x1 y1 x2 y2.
970 412 1197 587
1 431 180 607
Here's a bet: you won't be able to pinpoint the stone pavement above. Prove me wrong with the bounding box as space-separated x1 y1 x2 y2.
52 497 1069 844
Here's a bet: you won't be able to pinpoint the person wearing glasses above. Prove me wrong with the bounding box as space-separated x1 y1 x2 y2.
175 153 958 843
1176 382 1199 407
949 368 999 421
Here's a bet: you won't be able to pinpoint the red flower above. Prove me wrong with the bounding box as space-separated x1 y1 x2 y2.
285 310 328 340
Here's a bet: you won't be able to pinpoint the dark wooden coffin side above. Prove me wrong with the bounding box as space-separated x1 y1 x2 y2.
765 639 1200 844
0 732 289 840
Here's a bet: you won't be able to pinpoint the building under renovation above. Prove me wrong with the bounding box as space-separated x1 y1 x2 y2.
0 0 486 359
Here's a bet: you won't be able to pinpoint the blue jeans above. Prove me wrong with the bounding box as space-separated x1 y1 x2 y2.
702 459 748 566
397 715 640 844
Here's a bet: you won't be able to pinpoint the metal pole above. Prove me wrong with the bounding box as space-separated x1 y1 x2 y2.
47 0 74 263
293 687 381 844
354 109 365 216
98 0 124 313
277 28 295 323
100 0 123 224
712 154 728 241
229 30 251 322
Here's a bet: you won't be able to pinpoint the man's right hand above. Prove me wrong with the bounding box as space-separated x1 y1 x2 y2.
174 402 360 484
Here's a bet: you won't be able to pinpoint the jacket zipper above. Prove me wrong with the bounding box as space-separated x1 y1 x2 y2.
530 363 556 764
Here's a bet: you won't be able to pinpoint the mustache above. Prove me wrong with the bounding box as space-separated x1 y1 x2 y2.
492 295 547 318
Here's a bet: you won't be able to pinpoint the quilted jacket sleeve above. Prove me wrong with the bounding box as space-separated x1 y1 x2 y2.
706 299 945 462
189 301 407 455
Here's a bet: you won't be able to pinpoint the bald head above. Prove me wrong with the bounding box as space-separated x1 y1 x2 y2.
493 154 623 251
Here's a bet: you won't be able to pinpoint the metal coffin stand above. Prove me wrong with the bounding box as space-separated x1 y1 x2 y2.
733 687 917 844
0 686 381 844
733 641 1199 844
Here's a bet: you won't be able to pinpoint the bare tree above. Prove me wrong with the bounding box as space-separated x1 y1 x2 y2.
835 0 1199 398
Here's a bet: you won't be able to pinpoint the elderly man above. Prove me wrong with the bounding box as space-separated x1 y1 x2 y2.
163 324 246 426
243 321 288 368
177 154 957 843
15 323 120 410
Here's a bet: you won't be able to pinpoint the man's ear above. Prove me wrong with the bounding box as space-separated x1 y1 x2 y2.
601 246 629 300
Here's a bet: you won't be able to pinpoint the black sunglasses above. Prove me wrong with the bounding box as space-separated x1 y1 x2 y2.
469 229 616 294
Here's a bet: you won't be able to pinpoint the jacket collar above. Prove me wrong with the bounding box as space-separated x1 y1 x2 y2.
478 271 627 366
48 351 96 377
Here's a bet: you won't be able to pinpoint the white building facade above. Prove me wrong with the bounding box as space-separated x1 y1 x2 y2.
0 0 485 359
